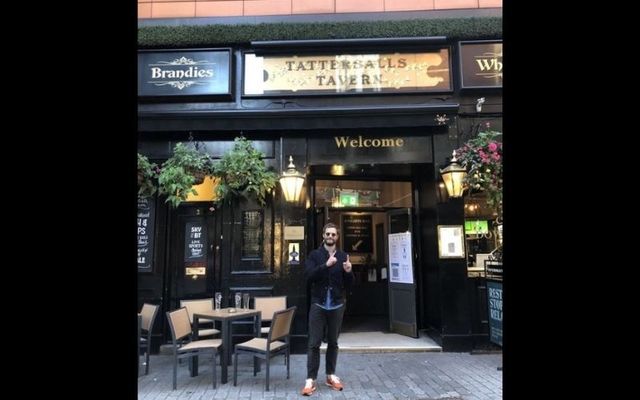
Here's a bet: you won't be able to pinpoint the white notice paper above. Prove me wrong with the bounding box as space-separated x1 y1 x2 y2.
388 232 413 284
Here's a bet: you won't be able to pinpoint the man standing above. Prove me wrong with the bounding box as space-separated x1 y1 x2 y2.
302 222 353 396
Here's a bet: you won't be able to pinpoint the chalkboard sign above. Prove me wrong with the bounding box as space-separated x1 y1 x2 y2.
242 210 263 259
487 280 503 346
137 197 156 271
342 214 373 253
184 221 207 262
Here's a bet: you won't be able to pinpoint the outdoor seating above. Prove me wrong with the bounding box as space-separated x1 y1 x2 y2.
166 307 222 390
139 303 159 375
233 306 296 391
180 298 221 338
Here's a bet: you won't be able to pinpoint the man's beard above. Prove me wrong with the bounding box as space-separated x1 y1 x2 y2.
323 238 335 246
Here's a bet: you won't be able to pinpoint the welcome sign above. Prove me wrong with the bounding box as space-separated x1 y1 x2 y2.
138 49 232 97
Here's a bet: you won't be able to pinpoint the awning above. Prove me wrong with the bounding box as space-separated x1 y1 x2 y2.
138 103 459 131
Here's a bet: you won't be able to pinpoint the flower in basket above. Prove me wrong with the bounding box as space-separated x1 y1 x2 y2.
454 126 503 218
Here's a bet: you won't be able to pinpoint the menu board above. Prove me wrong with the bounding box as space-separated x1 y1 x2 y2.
184 221 207 262
242 210 263 259
137 197 155 271
342 214 372 253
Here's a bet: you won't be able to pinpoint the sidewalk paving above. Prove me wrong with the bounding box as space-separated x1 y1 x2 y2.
138 352 502 400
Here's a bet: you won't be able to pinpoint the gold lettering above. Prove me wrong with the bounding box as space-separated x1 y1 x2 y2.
334 136 349 148
380 138 395 146
333 136 405 148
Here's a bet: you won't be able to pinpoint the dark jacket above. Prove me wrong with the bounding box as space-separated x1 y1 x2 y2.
305 245 354 305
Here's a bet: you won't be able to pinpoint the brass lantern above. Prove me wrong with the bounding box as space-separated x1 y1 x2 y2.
279 156 305 202
440 150 467 198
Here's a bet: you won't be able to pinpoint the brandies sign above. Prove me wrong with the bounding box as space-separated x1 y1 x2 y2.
459 41 502 89
138 49 232 97
244 50 451 95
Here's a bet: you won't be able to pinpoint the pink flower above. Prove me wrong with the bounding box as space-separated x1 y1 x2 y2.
488 142 498 152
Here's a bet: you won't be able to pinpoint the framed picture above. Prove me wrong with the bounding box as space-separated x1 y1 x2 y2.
437 225 466 259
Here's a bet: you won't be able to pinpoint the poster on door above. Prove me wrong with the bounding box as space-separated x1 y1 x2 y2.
184 221 207 262
388 232 413 284
288 243 300 265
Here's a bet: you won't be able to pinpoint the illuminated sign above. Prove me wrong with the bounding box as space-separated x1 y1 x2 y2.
464 220 489 235
340 192 359 206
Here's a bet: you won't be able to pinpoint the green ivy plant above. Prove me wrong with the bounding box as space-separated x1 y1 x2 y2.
158 142 215 208
213 137 278 206
137 153 159 198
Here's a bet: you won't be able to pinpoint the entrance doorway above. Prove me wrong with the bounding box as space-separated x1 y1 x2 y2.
310 172 416 336
166 203 218 312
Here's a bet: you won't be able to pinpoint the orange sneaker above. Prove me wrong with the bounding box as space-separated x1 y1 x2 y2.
325 374 344 391
301 379 317 396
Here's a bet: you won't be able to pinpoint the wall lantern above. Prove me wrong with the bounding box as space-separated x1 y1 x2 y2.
279 155 305 202
440 150 467 198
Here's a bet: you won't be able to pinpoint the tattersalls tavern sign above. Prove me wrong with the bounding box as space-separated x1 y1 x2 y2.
458 41 503 89
244 50 451 95
138 49 232 98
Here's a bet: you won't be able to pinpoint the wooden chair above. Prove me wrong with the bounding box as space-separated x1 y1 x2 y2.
139 303 159 375
233 306 296 391
166 308 222 390
180 298 221 339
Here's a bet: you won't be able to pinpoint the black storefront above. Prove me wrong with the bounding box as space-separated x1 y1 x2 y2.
138 38 503 353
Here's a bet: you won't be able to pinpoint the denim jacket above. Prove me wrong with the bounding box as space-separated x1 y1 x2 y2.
305 245 354 305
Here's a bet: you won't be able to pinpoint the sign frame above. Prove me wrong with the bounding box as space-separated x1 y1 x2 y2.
138 48 233 100
437 225 466 259
458 40 503 90
242 48 453 97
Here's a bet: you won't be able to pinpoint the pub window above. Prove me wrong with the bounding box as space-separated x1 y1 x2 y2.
241 210 263 260
230 201 274 274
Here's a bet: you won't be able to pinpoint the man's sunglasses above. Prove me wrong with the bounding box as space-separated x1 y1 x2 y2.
324 232 338 237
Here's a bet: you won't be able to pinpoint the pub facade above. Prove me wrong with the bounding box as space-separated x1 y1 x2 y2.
138 37 503 353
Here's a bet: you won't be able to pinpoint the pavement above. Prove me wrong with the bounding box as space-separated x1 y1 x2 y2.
138 351 502 400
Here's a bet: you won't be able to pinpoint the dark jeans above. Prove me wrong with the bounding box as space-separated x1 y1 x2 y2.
307 303 346 380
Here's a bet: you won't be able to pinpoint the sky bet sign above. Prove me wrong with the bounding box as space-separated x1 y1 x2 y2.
138 49 231 98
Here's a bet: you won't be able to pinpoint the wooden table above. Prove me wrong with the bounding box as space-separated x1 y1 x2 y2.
193 308 261 384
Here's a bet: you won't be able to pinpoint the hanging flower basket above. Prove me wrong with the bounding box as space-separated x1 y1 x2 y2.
137 153 159 198
455 128 503 220
189 169 207 185
158 142 215 208
213 137 278 206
